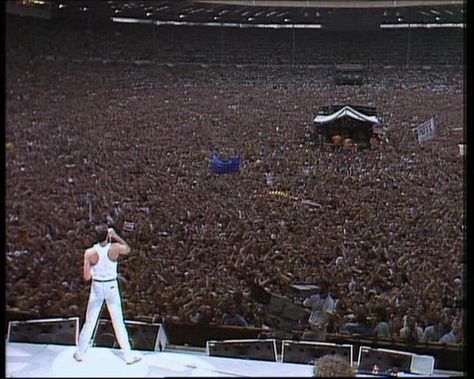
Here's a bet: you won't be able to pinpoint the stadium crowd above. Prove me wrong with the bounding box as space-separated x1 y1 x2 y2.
6 15 464 345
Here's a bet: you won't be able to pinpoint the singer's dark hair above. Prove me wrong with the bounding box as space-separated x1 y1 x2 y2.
94 224 109 243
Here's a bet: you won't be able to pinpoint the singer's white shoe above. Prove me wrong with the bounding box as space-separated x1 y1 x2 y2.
73 352 83 362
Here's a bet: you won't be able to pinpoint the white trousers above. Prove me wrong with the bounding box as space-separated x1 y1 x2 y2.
75 280 132 360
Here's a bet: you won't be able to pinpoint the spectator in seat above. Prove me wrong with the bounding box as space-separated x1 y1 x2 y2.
422 314 443 342
221 301 249 327
399 314 423 343
340 308 375 337
373 306 391 339
439 319 462 344
189 310 206 324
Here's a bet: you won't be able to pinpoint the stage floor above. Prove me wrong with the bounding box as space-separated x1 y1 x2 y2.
6 341 314 377
5 342 463 378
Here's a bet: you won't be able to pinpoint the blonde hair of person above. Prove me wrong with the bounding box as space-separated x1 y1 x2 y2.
313 354 355 377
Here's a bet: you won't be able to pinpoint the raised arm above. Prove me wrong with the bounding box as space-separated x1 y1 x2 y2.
108 228 131 256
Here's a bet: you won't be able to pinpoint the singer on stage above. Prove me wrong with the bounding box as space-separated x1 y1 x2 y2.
73 225 141 365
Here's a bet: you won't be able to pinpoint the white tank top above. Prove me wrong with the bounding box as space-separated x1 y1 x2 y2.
90 242 117 281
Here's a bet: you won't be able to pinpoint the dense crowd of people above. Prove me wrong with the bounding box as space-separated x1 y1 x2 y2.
6 15 464 346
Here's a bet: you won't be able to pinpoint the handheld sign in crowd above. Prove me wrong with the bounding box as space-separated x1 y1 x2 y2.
415 117 436 144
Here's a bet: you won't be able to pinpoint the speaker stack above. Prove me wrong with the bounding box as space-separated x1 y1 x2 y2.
357 346 435 376
207 339 278 362
7 317 79 345
92 319 167 351
281 340 353 365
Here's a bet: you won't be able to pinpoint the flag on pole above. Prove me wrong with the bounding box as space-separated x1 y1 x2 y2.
210 152 241 174
415 117 436 144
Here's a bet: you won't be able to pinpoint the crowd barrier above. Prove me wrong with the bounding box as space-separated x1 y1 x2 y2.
162 320 267 348
5 314 463 372
282 340 353 365
207 339 278 362
326 334 464 372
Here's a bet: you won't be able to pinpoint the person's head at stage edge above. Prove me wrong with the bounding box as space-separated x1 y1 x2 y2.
313 354 355 377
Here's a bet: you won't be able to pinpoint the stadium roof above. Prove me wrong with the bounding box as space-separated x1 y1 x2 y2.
195 1 464 8
7 0 465 29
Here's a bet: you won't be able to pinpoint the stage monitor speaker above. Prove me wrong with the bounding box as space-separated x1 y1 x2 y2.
410 354 435 376
268 294 308 321
281 340 353 366
357 346 413 375
92 319 167 351
207 339 278 362
7 317 79 345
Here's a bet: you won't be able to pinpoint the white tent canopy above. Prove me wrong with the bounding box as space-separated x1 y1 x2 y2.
314 105 380 124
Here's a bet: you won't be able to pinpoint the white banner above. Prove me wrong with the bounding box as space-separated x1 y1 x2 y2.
416 117 436 144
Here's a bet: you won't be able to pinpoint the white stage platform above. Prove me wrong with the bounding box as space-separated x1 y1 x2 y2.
6 342 314 377
5 342 463 378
